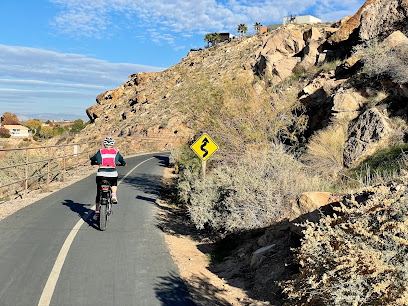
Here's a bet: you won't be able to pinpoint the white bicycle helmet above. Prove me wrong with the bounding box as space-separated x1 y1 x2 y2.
103 136 115 147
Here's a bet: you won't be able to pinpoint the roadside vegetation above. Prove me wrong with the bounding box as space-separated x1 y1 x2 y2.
169 32 408 304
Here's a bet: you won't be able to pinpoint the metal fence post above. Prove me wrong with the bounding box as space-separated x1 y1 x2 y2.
63 147 66 182
47 147 50 186
25 149 28 197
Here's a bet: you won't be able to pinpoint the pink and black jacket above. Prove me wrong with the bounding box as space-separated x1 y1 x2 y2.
90 148 126 177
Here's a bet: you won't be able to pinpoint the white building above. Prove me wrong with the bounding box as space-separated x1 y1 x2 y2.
3 125 30 137
283 15 321 26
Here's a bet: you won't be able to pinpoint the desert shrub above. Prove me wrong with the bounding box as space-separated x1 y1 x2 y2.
303 123 348 178
0 126 10 138
182 145 322 235
356 40 408 84
346 143 408 187
283 185 408 305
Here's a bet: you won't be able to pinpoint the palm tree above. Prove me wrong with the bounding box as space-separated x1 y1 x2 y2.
254 22 262 34
204 33 212 47
237 24 248 38
213 32 221 45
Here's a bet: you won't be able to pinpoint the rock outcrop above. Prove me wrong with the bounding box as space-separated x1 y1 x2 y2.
327 0 408 58
343 108 392 167
254 26 305 80
359 0 408 41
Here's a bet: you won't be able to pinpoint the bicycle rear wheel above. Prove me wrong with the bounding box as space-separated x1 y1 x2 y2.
99 204 107 231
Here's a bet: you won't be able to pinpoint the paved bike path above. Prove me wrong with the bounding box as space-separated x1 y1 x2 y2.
0 153 194 306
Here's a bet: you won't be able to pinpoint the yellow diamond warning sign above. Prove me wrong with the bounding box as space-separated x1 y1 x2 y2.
190 133 218 161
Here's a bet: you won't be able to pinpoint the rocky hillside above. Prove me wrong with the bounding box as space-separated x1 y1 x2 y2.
83 0 407 167
82 0 408 304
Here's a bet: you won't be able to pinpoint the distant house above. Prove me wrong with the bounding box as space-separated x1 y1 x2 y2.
267 24 282 31
283 15 321 26
3 125 30 137
219 33 236 42
260 24 282 34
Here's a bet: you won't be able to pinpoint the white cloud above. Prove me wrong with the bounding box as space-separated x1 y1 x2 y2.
0 44 164 117
0 44 164 87
0 79 106 90
49 0 366 38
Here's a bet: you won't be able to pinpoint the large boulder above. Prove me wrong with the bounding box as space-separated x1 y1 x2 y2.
328 0 378 44
270 57 301 82
254 26 305 77
295 39 323 71
290 192 343 221
328 0 408 45
359 0 408 41
332 88 366 120
303 27 322 42
343 108 392 167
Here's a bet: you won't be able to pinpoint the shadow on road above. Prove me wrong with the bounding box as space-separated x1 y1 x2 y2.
121 155 170 196
154 272 196 306
153 155 170 168
122 173 163 196
61 200 98 229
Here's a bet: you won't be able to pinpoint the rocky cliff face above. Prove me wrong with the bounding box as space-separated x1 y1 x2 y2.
83 0 408 166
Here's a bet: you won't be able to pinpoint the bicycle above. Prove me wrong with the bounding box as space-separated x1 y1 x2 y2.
98 179 113 231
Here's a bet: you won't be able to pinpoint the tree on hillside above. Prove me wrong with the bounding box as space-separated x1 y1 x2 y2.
204 33 212 47
70 119 86 134
212 32 221 45
254 22 262 34
39 126 53 139
237 24 248 37
1 112 20 125
25 119 42 134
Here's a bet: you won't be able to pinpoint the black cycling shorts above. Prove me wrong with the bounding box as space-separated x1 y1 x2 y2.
95 176 118 203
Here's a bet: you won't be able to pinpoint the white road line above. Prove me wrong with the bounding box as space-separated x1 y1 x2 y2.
37 157 155 306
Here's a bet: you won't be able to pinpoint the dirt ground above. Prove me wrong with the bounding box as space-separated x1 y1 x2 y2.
158 167 269 306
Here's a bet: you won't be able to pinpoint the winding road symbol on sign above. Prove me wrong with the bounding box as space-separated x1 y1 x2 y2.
200 137 209 158
190 133 218 161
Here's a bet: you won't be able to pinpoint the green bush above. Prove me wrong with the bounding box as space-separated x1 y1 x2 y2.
283 185 408 305
346 143 408 187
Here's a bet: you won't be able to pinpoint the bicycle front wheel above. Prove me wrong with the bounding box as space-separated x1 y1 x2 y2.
99 204 107 231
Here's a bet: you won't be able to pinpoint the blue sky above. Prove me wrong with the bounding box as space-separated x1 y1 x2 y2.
0 0 366 120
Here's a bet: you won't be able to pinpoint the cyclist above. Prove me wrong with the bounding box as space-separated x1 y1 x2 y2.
90 136 126 217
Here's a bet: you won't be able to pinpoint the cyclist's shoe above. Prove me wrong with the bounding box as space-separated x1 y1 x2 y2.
93 210 99 220
112 193 118 204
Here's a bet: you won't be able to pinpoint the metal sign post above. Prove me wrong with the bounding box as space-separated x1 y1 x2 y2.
190 133 218 181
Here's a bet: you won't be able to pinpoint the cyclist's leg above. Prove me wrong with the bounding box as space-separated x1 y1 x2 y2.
95 176 102 213
110 177 118 203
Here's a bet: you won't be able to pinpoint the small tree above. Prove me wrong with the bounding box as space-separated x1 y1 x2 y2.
70 119 86 134
39 126 53 139
1 112 19 125
0 126 10 138
254 22 262 34
237 23 248 38
25 119 42 134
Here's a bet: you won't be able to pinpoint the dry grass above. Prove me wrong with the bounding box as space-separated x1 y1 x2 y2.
303 123 348 178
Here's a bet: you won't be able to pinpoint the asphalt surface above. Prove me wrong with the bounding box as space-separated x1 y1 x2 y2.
0 153 194 306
